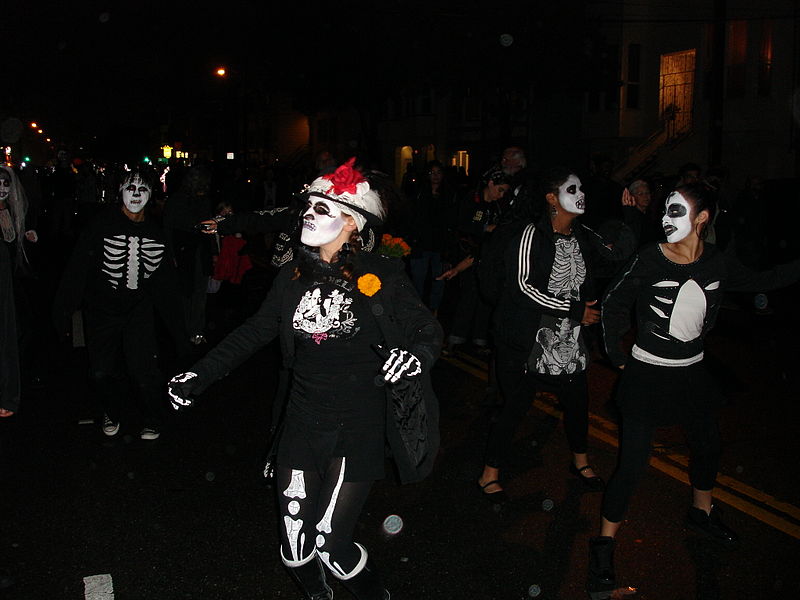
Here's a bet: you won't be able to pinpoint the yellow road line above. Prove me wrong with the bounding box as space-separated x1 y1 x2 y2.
442 354 800 540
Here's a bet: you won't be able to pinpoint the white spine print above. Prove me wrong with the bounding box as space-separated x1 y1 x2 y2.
126 237 140 289
101 234 164 290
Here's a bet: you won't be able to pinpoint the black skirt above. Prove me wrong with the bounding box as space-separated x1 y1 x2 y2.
615 357 724 426
276 379 387 482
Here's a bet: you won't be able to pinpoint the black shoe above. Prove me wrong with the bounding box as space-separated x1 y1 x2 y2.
685 505 739 547
340 558 389 600
570 463 604 491
477 479 509 504
286 555 333 600
586 536 616 599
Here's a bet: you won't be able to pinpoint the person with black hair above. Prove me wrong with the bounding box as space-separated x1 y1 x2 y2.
587 182 800 599
162 164 216 345
167 158 441 600
52 167 186 440
408 160 458 315
477 167 634 501
438 166 512 353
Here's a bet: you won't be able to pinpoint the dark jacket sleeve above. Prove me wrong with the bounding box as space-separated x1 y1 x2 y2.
216 207 293 236
583 221 636 267
52 221 96 336
601 253 643 367
146 244 191 358
188 264 291 391
723 249 800 293
388 265 443 369
511 226 587 323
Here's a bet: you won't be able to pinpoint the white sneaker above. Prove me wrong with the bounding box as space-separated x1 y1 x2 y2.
140 427 160 440
102 415 120 437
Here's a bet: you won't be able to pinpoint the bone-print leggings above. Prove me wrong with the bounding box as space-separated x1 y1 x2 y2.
276 458 373 579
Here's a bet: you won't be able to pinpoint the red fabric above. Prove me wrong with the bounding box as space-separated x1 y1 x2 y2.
212 236 252 284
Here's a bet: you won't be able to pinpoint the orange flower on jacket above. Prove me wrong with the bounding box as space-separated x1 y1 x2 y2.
357 273 382 297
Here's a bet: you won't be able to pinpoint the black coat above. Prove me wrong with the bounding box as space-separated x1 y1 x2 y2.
189 251 443 484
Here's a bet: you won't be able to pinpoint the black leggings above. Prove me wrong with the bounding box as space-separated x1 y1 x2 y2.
485 344 589 468
601 417 721 523
276 458 373 579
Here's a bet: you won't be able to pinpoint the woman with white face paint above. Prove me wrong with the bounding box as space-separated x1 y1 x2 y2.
588 183 800 599
477 166 635 502
168 159 442 600
0 165 37 269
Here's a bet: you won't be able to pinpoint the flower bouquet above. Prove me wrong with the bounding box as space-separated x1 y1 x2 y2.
377 233 411 258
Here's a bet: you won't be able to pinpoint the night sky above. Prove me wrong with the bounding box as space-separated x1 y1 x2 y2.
6 1 589 157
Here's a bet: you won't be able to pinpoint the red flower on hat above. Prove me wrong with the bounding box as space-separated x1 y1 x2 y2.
323 157 365 196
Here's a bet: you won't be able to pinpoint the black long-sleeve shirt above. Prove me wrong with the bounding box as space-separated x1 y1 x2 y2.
602 242 800 368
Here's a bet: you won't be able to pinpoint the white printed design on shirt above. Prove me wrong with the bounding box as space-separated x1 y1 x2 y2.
532 236 587 375
648 278 718 342
101 235 165 290
534 316 585 375
547 236 585 299
292 287 357 343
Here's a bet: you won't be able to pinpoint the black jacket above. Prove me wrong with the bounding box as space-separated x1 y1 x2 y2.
602 243 800 368
490 215 634 355
188 251 443 484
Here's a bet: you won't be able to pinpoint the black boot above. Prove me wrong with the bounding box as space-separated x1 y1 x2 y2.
685 505 739 547
586 536 616 600
287 555 334 600
340 560 389 600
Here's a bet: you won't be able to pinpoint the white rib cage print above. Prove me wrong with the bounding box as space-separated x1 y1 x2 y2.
517 224 571 311
547 236 585 300
102 234 165 290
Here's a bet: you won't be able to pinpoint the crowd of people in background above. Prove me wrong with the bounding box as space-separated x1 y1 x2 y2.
1 144 798 597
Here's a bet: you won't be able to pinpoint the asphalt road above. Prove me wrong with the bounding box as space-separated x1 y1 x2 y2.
2 280 799 599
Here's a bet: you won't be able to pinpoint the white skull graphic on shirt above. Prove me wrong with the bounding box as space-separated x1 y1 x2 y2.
292 286 357 339
102 234 165 289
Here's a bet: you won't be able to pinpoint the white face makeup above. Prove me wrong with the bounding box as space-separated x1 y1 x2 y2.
121 176 152 214
662 191 693 243
0 175 10 201
301 197 346 247
557 174 585 215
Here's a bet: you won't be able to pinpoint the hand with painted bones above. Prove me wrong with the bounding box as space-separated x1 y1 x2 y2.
382 348 422 383
168 372 201 410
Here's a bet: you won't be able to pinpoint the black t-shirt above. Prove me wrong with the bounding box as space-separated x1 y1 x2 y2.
291 270 384 406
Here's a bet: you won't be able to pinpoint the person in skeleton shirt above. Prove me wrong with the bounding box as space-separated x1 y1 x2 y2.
477 166 634 502
168 158 442 600
587 183 800 598
53 167 185 441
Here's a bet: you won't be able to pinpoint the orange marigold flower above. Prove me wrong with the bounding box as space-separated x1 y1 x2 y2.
357 273 382 297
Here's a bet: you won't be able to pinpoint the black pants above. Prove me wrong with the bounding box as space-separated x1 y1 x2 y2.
276 458 373 579
601 416 721 523
448 267 491 344
485 343 589 468
84 302 163 429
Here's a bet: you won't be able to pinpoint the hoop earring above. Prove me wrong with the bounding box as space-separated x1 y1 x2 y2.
549 205 558 218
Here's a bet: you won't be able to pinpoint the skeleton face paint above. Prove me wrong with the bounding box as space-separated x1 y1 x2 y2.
0 175 10 201
662 191 692 242
557 174 585 215
301 197 346 247
121 176 152 214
